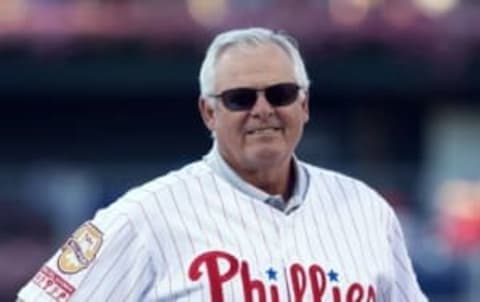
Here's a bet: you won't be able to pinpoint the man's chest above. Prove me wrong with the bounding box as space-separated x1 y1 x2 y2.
147 195 391 301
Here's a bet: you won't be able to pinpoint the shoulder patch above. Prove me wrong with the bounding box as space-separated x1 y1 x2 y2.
57 222 103 274
33 266 76 302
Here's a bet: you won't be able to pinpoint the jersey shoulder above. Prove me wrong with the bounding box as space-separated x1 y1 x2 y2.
301 161 370 190
107 160 213 212
301 162 394 212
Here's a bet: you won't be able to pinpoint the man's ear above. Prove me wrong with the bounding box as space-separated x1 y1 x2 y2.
198 97 216 131
302 91 310 123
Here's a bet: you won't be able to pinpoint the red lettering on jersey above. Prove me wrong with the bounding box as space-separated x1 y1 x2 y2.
333 286 342 302
32 266 75 302
347 283 364 302
309 264 327 301
188 250 377 302
188 250 239 302
366 285 376 302
270 284 280 302
241 261 267 302
332 283 376 302
290 263 307 301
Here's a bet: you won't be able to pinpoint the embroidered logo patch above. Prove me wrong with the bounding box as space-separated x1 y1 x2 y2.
57 222 103 274
33 266 76 302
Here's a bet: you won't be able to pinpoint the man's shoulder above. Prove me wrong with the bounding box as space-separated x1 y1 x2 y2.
301 162 395 215
128 160 211 198
301 162 365 187
108 160 212 210
301 161 384 201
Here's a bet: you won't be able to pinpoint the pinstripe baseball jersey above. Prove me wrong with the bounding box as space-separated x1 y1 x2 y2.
18 147 428 302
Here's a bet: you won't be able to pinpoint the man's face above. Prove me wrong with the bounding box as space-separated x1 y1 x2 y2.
199 43 309 173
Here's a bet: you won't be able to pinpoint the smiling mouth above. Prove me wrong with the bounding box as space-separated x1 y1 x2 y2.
246 127 282 135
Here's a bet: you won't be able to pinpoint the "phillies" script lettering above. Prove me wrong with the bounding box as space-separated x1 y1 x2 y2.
188 250 376 302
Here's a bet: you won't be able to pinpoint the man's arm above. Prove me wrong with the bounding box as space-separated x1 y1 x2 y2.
17 207 153 302
387 209 429 301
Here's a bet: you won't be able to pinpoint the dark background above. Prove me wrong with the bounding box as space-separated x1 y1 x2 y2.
1 1 480 301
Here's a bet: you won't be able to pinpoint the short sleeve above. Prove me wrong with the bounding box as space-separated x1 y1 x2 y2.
387 210 429 302
17 207 155 302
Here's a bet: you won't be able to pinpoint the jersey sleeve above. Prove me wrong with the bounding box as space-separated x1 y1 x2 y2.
387 209 429 302
17 206 155 302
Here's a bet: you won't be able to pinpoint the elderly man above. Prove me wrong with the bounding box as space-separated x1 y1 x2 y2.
18 28 428 301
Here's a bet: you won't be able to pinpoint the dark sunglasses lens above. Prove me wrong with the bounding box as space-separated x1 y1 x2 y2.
265 84 300 106
222 88 257 111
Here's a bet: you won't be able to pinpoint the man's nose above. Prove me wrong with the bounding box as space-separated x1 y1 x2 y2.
250 92 274 118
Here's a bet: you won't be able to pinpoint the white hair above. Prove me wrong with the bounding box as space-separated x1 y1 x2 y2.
199 27 310 104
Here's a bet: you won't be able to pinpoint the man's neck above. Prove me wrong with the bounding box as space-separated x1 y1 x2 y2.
234 159 296 201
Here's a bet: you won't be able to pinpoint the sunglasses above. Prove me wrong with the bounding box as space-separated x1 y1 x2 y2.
209 83 302 112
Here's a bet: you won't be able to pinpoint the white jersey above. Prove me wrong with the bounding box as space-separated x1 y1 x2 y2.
18 157 428 301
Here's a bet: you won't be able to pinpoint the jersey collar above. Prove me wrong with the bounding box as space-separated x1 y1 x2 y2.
202 142 309 214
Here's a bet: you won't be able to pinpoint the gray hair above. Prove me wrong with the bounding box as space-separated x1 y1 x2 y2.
199 27 310 104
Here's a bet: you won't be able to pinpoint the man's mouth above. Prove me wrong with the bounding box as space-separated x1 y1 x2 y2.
246 127 282 135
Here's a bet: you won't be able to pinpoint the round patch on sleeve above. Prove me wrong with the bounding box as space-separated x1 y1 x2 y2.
57 222 104 274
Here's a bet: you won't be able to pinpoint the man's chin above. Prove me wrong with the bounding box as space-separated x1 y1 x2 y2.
246 146 286 167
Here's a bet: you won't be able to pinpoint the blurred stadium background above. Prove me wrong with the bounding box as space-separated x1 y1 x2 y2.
0 0 479 301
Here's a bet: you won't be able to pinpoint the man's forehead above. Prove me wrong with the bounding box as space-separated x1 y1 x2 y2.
214 43 296 89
